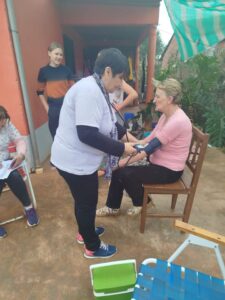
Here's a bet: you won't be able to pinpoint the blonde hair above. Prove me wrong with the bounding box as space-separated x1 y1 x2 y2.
48 42 63 52
153 78 182 104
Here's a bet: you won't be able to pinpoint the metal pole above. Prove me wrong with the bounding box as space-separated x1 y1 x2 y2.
6 0 40 168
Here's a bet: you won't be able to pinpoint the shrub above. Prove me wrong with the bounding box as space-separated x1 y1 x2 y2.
156 53 225 147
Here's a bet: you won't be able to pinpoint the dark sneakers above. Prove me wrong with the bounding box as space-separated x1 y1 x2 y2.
76 226 105 244
25 208 39 227
0 227 7 239
0 209 38 238
84 241 117 259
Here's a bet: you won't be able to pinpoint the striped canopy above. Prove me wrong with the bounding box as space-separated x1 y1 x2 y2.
164 0 225 60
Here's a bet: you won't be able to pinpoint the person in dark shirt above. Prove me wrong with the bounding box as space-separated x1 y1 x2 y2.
37 42 74 139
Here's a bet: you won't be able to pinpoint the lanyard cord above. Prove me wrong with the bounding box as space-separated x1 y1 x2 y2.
110 102 129 142
93 74 114 123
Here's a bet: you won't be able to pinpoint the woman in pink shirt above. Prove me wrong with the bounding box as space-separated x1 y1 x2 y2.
0 106 39 238
97 78 192 216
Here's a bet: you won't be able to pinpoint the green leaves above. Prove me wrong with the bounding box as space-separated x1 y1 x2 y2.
205 105 225 147
156 52 225 148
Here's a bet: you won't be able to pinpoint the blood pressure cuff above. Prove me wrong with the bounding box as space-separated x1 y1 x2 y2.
144 137 162 155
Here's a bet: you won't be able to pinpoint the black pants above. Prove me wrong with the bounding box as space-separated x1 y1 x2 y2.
106 163 183 208
48 99 63 139
57 168 100 251
0 170 31 207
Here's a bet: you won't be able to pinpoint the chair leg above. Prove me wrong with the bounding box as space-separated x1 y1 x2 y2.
171 194 178 209
140 189 149 233
23 162 37 208
182 193 195 223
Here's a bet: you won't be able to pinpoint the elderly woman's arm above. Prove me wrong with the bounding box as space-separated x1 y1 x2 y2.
118 151 146 168
10 138 26 168
15 138 26 156
118 137 162 168
8 122 26 168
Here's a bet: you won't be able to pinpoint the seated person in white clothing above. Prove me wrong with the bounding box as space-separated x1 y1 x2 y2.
0 106 39 238
109 80 138 125
96 49 138 125
109 80 138 112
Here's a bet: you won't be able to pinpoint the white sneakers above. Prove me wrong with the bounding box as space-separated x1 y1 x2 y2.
126 206 142 216
96 206 120 217
96 205 142 217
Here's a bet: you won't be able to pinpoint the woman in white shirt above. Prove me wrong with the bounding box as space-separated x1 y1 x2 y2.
0 106 39 238
51 48 137 259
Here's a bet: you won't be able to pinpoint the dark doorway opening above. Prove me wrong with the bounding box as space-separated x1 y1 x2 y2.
63 34 75 74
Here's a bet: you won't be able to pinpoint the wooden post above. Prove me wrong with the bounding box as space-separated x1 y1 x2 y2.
145 25 157 103
73 33 84 78
135 44 140 94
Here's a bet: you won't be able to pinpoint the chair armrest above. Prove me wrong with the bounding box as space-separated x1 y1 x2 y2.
175 220 225 246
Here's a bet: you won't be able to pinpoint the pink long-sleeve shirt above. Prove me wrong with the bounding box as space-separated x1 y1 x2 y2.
0 121 26 163
145 108 192 171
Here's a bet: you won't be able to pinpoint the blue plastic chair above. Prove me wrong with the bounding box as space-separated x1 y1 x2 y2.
132 259 225 300
132 220 225 300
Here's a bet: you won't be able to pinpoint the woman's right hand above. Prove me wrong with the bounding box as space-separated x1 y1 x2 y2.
124 143 137 156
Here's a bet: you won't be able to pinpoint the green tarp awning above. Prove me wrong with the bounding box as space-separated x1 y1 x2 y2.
164 0 225 60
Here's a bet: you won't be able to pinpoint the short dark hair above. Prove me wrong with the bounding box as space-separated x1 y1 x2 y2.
0 106 10 121
94 48 128 77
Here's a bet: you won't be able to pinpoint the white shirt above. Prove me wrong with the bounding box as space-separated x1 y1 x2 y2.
51 76 116 175
0 121 21 163
109 89 124 105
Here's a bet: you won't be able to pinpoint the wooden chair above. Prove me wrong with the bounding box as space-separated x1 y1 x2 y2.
140 126 209 233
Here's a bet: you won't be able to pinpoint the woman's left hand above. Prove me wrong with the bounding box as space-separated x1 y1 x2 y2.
10 153 25 169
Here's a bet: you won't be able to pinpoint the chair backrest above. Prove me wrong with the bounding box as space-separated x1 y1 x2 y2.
185 126 209 190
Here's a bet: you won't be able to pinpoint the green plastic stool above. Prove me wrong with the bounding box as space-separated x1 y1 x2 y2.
90 259 137 300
